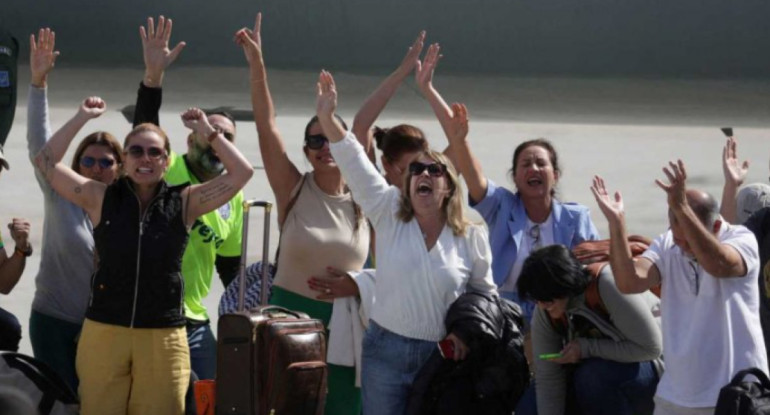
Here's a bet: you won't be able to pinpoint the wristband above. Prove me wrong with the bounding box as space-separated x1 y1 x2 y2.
207 131 220 144
14 244 33 258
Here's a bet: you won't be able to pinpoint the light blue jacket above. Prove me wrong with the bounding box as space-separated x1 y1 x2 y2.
471 180 600 287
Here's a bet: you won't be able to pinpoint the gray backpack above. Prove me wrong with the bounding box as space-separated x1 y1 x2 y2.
0 352 79 415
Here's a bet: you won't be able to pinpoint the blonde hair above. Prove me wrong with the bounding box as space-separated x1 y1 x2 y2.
397 150 471 236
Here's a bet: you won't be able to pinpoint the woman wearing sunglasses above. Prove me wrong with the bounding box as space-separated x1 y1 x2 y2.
26 28 124 394
235 15 370 415
305 32 433 299
444 102 600 326
316 70 496 415
35 105 253 414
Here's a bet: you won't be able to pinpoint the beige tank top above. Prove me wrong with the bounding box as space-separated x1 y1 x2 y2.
273 172 370 301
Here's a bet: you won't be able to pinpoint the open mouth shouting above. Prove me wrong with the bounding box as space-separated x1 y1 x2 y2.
526 176 544 187
416 180 434 196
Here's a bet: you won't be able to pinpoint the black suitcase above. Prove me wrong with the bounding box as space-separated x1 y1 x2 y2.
216 200 327 415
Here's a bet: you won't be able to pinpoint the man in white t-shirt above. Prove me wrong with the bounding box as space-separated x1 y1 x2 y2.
590 160 768 414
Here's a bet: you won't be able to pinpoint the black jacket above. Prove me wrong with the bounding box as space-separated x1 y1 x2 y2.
406 292 530 415
87 177 190 328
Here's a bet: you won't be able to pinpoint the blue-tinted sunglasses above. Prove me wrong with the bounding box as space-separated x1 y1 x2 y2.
80 156 116 169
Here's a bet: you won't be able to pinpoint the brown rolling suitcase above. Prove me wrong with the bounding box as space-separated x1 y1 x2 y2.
216 200 328 415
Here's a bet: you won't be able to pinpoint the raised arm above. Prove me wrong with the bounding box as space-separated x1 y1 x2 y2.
317 70 392 223
444 103 488 204
415 43 457 165
134 16 186 127
27 28 59 159
591 176 661 294
34 99 108 221
181 108 253 226
29 28 59 90
719 136 748 223
658 160 748 278
38 97 106 165
235 14 301 221
351 31 425 159
316 71 346 144
0 219 31 295
140 16 185 89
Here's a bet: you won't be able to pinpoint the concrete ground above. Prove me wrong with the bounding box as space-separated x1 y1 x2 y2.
1 65 769 355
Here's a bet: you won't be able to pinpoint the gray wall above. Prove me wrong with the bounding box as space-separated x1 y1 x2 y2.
3 0 769 77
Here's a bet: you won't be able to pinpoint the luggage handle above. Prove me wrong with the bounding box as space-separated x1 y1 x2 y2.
238 200 273 312
729 367 770 389
258 305 306 319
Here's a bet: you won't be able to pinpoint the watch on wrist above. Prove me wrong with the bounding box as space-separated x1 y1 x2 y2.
14 244 33 257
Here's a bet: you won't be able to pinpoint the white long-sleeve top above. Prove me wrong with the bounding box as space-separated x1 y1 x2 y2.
329 132 497 342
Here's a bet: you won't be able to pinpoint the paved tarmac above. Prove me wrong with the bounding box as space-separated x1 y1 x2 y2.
2 65 769 354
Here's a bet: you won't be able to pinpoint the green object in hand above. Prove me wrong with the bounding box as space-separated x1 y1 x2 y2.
539 353 562 360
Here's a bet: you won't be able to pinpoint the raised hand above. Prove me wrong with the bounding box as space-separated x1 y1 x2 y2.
394 31 425 79
415 43 441 93
316 70 338 119
29 28 60 88
8 218 31 251
140 16 186 87
655 159 688 210
722 136 749 188
77 97 106 120
181 107 213 137
591 175 625 222
446 102 469 144
234 13 263 66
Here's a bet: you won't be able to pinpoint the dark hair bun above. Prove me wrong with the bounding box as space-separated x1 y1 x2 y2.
373 126 388 150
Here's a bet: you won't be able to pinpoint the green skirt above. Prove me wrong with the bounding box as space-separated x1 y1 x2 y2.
270 286 361 415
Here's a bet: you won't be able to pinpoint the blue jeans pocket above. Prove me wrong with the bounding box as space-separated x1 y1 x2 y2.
363 321 385 357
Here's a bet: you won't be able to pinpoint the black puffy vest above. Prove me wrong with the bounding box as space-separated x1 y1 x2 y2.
87 177 190 328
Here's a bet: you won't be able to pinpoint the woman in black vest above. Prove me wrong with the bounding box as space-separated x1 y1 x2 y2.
34 106 253 415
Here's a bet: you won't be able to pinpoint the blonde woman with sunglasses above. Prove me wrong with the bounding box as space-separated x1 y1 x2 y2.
316 70 496 415
34 106 252 415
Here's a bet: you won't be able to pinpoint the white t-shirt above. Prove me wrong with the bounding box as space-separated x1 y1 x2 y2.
500 215 555 293
642 223 768 407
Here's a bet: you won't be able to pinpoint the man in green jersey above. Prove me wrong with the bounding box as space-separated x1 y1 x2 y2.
132 16 245 382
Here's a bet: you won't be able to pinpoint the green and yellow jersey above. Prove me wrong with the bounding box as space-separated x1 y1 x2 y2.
165 152 244 321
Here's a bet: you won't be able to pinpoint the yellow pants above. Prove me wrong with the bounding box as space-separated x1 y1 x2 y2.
76 319 190 415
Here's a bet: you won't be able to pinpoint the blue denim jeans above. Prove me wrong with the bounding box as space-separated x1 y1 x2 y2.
515 358 659 415
186 320 217 380
361 320 436 415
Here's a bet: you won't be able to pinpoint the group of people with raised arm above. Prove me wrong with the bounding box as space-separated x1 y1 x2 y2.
1 11 768 415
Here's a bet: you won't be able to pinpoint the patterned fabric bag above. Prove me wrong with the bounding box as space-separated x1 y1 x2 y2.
218 261 276 316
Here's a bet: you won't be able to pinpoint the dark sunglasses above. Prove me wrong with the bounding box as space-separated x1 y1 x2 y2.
79 156 116 169
409 162 446 177
126 145 166 160
305 134 329 150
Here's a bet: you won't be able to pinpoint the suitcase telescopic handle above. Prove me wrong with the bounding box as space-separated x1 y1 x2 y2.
238 200 273 312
